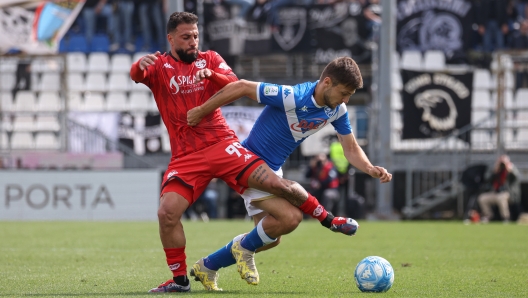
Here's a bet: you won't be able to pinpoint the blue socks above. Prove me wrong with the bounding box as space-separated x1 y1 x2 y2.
203 239 237 271
241 218 276 251
202 217 277 271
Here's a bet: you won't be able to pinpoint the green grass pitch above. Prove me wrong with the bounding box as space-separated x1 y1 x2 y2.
1 220 527 297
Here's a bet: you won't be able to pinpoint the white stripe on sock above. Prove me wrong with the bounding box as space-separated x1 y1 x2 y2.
256 217 277 245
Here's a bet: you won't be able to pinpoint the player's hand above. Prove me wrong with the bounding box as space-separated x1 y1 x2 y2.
187 106 204 126
368 166 392 183
139 51 161 71
195 68 213 83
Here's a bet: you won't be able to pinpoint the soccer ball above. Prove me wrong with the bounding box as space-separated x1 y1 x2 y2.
354 256 394 292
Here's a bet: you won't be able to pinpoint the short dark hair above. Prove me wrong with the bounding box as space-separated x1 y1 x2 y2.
320 57 363 90
167 12 198 34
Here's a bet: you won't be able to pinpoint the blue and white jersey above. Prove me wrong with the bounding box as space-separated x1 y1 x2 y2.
241 81 352 171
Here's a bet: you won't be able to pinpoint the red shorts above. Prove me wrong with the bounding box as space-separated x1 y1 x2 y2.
161 138 264 205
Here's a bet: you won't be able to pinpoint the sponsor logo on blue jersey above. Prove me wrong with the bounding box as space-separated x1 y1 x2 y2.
324 106 338 118
290 118 327 132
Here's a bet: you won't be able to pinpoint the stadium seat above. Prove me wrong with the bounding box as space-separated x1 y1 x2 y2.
59 37 69 53
470 130 494 150
516 111 528 126
35 115 60 131
400 51 423 70
0 57 19 73
90 34 110 52
515 88 528 108
68 34 89 53
131 80 150 92
473 69 492 90
37 92 62 112
472 90 493 109
423 50 445 71
1 92 13 112
392 71 403 91
110 54 132 73
31 57 63 73
491 55 514 71
1 115 12 131
67 73 85 92
83 92 105 111
504 89 516 108
132 52 149 63
517 128 528 142
108 73 130 92
0 131 8 149
491 90 513 109
66 52 87 73
12 115 35 131
14 91 36 112
85 73 107 92
149 93 157 111
0 73 16 91
472 110 492 126
38 73 61 92
106 91 128 111
87 52 110 73
11 132 34 149
67 92 83 111
35 133 60 150
391 91 402 110
129 92 151 111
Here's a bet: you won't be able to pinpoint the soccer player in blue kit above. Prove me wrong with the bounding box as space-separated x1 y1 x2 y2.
186 57 392 290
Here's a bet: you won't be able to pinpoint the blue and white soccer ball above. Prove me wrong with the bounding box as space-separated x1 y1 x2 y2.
354 256 394 292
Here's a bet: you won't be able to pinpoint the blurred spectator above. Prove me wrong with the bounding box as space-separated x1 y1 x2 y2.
329 138 350 194
505 0 519 45
12 59 31 97
518 0 528 20
305 153 340 215
137 0 167 51
363 0 382 41
112 0 136 52
267 0 314 29
225 0 256 25
478 0 508 52
478 155 521 223
512 20 528 88
82 0 116 49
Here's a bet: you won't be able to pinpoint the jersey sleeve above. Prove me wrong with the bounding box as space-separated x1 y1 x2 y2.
331 104 353 135
210 51 237 77
256 82 291 109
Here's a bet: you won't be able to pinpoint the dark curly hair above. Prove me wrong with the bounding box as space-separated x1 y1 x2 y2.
166 12 198 34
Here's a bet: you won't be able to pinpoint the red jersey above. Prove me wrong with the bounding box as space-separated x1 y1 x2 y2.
133 51 238 159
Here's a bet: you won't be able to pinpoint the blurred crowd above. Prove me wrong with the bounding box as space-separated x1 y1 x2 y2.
72 0 528 54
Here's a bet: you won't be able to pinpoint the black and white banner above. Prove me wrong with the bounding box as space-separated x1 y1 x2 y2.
197 1 370 63
396 0 474 58
117 107 264 155
400 70 472 142
119 112 164 155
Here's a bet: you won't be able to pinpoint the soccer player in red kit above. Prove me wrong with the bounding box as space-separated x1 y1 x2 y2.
130 12 353 293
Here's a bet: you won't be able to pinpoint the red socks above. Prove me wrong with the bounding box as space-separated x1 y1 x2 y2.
164 247 187 277
299 193 328 221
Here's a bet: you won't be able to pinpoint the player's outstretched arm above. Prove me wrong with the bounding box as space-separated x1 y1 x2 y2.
130 51 161 81
187 79 259 126
338 132 392 183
